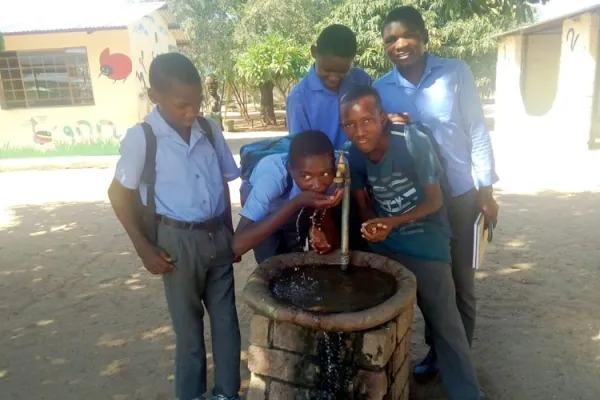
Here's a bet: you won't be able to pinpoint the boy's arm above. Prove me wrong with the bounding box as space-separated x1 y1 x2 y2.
233 184 340 257
233 168 294 257
457 61 498 189
286 91 311 135
205 118 240 234
206 118 240 182
107 127 172 273
349 148 376 222
381 184 443 228
234 200 304 258
379 131 443 227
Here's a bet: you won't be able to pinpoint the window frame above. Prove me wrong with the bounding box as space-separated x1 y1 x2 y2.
0 46 95 110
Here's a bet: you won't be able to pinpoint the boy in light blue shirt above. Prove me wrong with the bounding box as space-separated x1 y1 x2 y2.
374 6 499 382
286 24 372 150
108 53 241 400
233 130 342 263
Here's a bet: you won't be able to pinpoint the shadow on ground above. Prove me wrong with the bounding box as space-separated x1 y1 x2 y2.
410 190 600 400
1 190 599 400
0 202 252 400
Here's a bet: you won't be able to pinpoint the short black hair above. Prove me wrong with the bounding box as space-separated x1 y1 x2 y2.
288 130 334 168
340 85 383 113
149 52 201 92
315 24 357 58
382 6 427 36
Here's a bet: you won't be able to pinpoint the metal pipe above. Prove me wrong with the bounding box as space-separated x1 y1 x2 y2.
334 151 351 271
340 175 350 271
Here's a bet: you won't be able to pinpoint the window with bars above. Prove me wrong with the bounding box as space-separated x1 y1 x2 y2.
0 47 95 109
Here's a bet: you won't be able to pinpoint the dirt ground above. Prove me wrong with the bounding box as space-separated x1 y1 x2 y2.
1 136 600 400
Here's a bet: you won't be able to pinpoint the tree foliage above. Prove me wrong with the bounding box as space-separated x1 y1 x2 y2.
236 35 309 87
236 34 310 123
235 0 341 46
168 0 545 118
322 0 540 96
168 0 242 78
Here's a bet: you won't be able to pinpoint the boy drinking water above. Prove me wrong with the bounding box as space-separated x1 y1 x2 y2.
233 130 342 263
341 85 483 400
108 53 241 400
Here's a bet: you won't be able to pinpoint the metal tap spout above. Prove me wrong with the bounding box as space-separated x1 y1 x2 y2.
334 151 351 271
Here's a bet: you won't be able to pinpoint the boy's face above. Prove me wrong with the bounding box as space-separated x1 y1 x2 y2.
341 96 387 154
289 154 335 194
148 81 203 131
382 21 427 69
311 46 353 91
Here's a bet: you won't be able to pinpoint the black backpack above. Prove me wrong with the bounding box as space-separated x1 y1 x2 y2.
136 116 234 245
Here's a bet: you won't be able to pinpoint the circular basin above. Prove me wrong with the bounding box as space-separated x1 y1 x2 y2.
243 250 417 332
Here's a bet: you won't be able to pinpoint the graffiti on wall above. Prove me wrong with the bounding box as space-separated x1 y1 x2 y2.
99 48 133 83
27 116 120 145
133 23 148 36
566 28 580 52
132 12 173 114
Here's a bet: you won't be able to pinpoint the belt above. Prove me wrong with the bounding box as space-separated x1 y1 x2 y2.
155 214 223 232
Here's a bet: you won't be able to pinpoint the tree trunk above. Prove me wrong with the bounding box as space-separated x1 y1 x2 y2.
259 81 277 126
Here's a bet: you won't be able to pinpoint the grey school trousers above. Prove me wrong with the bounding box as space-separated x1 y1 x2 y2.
378 249 482 400
157 223 241 400
448 189 480 345
425 188 480 348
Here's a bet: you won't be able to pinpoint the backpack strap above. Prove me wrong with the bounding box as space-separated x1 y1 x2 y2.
197 116 235 234
283 173 293 197
140 122 158 245
404 123 452 202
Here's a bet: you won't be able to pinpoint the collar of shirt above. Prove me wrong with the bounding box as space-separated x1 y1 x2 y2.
144 106 209 152
305 64 366 94
390 53 445 89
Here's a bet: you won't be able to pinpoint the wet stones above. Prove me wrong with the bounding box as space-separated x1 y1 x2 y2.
247 314 413 400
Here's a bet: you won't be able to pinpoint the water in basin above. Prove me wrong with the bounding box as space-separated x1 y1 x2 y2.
270 264 397 314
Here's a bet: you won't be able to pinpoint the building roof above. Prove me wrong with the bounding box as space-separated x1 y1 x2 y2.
0 1 183 39
492 2 600 39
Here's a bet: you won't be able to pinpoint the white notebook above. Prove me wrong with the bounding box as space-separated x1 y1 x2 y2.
472 212 491 270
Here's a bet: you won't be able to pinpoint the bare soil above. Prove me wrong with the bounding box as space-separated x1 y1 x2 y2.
1 136 600 399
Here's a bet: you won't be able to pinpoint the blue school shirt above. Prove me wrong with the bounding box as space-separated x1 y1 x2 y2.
286 65 372 150
240 153 301 222
349 128 451 263
114 107 240 222
373 54 498 197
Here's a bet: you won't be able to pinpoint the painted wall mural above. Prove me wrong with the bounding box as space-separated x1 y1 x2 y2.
132 12 172 116
99 48 133 83
26 116 121 145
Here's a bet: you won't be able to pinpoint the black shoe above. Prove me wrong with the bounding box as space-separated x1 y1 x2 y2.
413 349 439 383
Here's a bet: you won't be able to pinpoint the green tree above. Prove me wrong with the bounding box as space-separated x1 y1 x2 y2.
322 0 541 96
236 34 310 124
235 0 341 45
0 34 4 52
168 0 242 78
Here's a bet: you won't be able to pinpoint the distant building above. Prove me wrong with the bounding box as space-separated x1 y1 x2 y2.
493 3 600 151
0 1 187 155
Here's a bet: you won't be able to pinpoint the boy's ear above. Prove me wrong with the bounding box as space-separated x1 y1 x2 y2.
380 112 389 125
147 87 159 105
423 29 429 46
310 45 318 59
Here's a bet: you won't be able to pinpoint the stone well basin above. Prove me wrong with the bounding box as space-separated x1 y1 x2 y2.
243 251 418 400
243 250 416 333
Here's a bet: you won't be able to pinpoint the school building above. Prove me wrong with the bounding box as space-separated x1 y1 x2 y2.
0 1 187 157
493 3 600 153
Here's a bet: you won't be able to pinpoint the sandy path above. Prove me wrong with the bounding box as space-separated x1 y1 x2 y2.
1 141 600 399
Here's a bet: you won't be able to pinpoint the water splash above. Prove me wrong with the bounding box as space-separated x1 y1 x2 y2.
313 331 357 399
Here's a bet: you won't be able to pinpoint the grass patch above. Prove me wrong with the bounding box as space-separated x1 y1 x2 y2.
0 140 120 159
